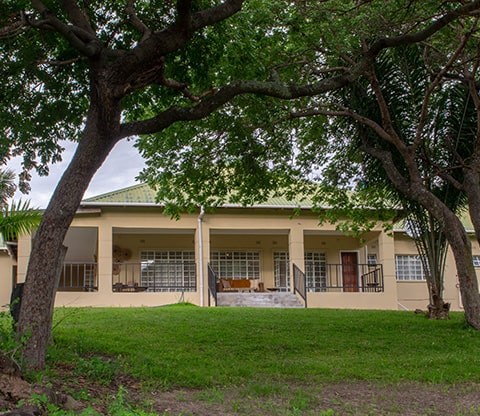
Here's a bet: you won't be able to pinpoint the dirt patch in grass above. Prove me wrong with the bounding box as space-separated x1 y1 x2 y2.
4 357 480 415
44 368 480 416
142 382 480 416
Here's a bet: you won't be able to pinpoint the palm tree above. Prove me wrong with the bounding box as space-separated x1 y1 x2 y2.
0 169 42 243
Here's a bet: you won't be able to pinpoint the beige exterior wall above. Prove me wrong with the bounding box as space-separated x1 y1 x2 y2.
53 208 201 307
394 232 480 311
10 204 478 311
0 250 15 309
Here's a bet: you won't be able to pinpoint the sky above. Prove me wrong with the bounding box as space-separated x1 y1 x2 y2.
7 139 146 209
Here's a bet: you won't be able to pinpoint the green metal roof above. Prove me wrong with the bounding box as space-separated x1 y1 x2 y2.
82 183 313 208
83 183 157 204
82 184 476 233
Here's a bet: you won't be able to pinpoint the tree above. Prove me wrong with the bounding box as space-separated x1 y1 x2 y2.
291 36 480 326
318 46 470 319
2 1 480 369
138 1 480 327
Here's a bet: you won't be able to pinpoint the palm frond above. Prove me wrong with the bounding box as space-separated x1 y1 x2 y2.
0 169 16 208
0 199 42 242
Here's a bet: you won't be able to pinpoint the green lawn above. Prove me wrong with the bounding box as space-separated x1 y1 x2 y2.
47 305 480 389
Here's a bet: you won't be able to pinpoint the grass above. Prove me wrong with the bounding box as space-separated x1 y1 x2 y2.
3 305 480 414
46 305 480 389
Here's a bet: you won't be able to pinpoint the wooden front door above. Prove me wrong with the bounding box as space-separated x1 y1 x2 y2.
341 252 359 292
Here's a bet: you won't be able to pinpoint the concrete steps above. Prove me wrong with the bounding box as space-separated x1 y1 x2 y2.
216 292 304 308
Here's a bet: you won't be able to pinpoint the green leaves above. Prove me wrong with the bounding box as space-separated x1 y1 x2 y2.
2 0 476 214
0 169 41 241
0 199 41 242
137 94 304 215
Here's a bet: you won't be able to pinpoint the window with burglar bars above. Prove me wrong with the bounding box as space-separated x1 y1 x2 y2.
140 250 196 291
473 255 480 267
274 251 290 291
305 252 327 292
395 255 426 281
210 251 260 279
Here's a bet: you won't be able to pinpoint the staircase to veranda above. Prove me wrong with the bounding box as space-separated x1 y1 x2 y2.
216 292 304 308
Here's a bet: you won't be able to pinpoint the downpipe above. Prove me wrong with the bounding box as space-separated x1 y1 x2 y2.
198 206 205 306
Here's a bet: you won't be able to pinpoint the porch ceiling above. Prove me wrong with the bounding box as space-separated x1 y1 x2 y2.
112 227 195 234
210 229 289 235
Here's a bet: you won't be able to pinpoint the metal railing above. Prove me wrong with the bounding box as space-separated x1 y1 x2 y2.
56 261 383 295
361 265 384 292
58 262 98 292
293 263 307 307
305 263 384 292
207 264 217 306
112 261 197 292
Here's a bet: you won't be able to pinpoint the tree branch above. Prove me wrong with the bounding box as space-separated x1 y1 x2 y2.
360 141 412 196
117 76 356 139
365 65 407 150
175 0 192 29
36 56 85 66
60 0 95 36
117 0 480 139
30 0 101 57
189 0 243 32
126 0 152 41
0 11 27 39
413 19 475 152
368 0 480 54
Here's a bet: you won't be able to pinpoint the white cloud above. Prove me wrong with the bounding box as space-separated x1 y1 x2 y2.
7 139 146 208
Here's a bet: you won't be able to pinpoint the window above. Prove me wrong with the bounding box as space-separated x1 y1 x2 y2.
395 255 426 281
367 254 377 265
140 250 196 292
473 256 480 267
305 252 327 292
210 251 260 279
274 251 290 291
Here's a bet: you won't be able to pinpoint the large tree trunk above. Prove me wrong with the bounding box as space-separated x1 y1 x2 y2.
428 293 450 320
364 148 480 328
449 238 480 327
430 209 480 327
427 267 450 320
17 92 121 369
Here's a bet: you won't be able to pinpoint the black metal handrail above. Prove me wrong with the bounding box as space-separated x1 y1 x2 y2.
361 265 384 292
207 263 217 306
293 263 307 308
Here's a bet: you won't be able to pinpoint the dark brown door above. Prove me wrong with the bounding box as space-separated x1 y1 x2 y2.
341 252 359 292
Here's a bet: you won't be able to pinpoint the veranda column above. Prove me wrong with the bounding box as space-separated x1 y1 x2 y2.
377 229 398 309
97 222 113 303
288 224 305 291
196 210 211 307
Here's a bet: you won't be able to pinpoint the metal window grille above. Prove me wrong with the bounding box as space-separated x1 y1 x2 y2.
395 255 426 281
140 250 196 291
305 252 327 292
210 251 260 279
274 251 290 291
